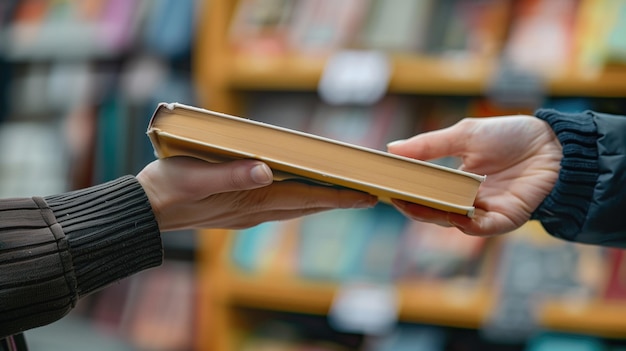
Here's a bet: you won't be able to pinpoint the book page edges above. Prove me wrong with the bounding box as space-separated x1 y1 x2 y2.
147 128 478 216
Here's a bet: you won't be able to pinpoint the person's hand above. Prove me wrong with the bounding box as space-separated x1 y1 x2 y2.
136 156 378 231
387 115 562 236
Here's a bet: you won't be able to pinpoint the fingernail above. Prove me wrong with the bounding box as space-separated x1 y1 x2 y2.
386 139 405 148
251 164 273 184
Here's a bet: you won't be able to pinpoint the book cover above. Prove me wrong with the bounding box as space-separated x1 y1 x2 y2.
357 0 434 53
308 96 415 151
231 221 286 273
393 220 486 281
603 248 626 301
126 261 195 351
228 0 295 55
146 103 485 216
297 209 372 281
502 0 579 76
287 0 368 55
351 204 406 283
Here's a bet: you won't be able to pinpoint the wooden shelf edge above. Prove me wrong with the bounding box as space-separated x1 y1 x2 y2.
225 53 626 97
227 54 494 95
539 298 626 338
218 267 491 330
221 270 336 315
397 280 492 329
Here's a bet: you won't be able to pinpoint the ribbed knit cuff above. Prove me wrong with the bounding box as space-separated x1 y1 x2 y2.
44 176 163 297
531 109 599 241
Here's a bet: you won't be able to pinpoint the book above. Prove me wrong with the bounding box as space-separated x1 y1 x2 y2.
603 248 626 301
352 204 406 282
287 0 368 55
231 220 287 272
228 0 295 55
297 209 370 281
393 219 486 280
146 102 485 216
502 0 579 77
357 0 434 53
125 261 195 351
308 96 415 151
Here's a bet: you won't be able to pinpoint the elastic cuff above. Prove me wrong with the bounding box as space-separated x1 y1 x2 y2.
531 109 598 241
44 176 163 297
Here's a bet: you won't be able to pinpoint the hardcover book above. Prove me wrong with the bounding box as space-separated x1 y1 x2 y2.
146 102 485 216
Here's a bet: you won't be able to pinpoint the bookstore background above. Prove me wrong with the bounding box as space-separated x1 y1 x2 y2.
1 0 626 350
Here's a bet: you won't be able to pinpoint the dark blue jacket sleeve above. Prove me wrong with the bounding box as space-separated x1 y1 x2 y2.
532 109 626 247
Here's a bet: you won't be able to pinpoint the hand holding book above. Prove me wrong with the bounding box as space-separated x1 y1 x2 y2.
387 115 562 237
137 156 377 231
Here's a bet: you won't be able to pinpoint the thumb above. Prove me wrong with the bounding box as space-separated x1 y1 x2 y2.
387 122 469 161
159 157 274 195
209 159 274 192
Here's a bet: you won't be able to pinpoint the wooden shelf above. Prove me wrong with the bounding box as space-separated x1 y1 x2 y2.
218 267 492 330
225 53 626 97
397 280 492 329
539 298 626 339
214 266 626 339
228 54 326 91
219 269 337 315
546 64 626 97
227 54 496 95
389 55 496 95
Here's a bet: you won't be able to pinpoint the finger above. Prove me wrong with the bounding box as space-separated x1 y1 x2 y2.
250 181 378 210
167 157 274 194
386 121 471 161
390 199 454 228
218 206 359 229
448 208 514 237
391 199 502 237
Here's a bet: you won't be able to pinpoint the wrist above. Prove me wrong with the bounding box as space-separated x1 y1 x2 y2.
531 109 598 241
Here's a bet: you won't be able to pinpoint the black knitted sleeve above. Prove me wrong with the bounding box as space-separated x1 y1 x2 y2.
0 176 162 338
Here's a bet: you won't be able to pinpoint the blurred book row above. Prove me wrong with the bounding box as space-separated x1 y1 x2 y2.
0 0 195 60
229 209 626 322
229 0 626 76
0 0 199 192
232 204 486 284
230 0 507 57
0 0 195 117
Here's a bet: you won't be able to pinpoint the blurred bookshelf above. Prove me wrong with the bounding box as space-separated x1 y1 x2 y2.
193 0 626 351
1 1 198 350
2 0 626 351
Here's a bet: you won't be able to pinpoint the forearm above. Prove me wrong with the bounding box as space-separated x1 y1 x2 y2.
0 176 163 338
533 109 626 247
